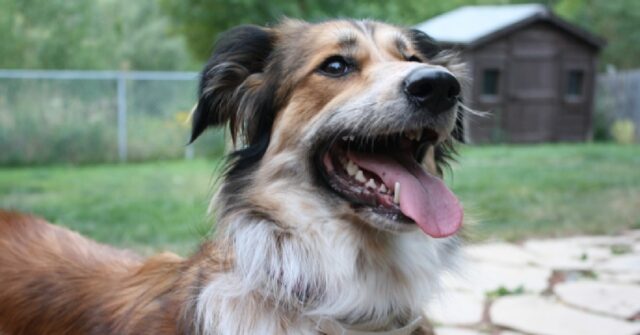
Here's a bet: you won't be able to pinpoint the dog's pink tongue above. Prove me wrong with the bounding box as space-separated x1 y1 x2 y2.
348 152 462 238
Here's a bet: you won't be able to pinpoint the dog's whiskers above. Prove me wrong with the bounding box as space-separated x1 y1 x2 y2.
458 101 487 117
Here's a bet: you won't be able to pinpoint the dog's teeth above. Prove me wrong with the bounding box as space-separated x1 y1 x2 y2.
346 160 359 176
342 136 348 141
355 170 366 183
348 135 355 141
365 178 377 189
404 129 423 141
404 131 414 141
393 182 401 204
379 184 388 193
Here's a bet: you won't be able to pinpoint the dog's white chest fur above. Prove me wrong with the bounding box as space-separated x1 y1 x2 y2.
195 206 459 335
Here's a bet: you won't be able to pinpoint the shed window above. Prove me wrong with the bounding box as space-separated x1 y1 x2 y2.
482 69 500 96
566 70 584 97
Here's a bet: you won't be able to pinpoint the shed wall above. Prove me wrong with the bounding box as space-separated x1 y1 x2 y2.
464 21 597 143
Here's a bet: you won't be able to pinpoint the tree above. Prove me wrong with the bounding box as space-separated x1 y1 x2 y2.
0 0 197 70
2 0 638 70
555 0 640 70
159 0 482 60
160 0 640 70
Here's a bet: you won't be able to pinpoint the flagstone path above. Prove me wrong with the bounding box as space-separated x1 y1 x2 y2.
427 230 640 335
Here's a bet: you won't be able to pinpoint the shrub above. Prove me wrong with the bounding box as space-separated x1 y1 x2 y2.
610 119 635 144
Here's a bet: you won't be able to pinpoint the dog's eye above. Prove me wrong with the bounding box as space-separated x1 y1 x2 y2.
407 55 422 63
318 56 353 77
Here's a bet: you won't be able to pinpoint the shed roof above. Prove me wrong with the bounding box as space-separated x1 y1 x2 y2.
415 4 605 49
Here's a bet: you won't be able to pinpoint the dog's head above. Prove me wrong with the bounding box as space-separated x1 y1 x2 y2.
191 19 465 239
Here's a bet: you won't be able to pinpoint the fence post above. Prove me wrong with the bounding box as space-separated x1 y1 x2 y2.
117 72 127 162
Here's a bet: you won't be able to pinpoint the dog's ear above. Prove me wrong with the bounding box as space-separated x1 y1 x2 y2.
190 25 274 144
407 29 441 59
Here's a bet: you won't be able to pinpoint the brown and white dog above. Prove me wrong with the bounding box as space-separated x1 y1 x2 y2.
0 19 467 335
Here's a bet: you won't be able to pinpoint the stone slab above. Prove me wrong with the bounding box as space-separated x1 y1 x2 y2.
442 262 551 294
490 295 640 335
599 272 640 284
426 291 485 326
555 281 640 319
434 327 484 335
465 243 537 267
597 254 640 274
522 238 612 270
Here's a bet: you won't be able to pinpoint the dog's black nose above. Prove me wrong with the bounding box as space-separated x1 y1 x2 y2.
403 68 460 113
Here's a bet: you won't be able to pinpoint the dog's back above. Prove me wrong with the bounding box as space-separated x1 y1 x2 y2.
0 211 186 335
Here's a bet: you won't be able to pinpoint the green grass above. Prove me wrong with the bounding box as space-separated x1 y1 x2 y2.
0 159 223 254
0 144 638 254
447 143 640 241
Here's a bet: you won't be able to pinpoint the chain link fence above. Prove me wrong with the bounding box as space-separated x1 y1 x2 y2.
0 70 225 165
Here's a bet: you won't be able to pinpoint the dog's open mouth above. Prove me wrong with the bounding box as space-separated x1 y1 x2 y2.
320 128 462 238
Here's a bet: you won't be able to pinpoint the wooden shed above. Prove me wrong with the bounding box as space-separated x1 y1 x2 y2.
416 4 605 143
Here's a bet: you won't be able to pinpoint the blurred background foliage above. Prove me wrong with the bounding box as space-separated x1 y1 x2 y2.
1 0 640 71
1 0 638 247
0 0 197 70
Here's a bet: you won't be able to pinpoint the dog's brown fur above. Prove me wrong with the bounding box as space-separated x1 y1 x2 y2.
0 213 436 334
0 211 220 334
0 19 464 335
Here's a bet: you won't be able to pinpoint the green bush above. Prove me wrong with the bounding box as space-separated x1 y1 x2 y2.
611 119 636 144
0 91 118 165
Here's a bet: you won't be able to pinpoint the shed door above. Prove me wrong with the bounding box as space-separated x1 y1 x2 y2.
506 46 558 142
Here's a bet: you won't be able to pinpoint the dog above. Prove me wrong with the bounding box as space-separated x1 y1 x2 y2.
0 19 466 335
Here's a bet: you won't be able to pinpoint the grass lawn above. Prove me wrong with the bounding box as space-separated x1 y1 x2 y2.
448 143 640 241
0 159 223 255
1 143 639 254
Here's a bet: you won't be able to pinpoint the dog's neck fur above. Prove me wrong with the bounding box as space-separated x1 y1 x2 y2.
194 150 460 334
